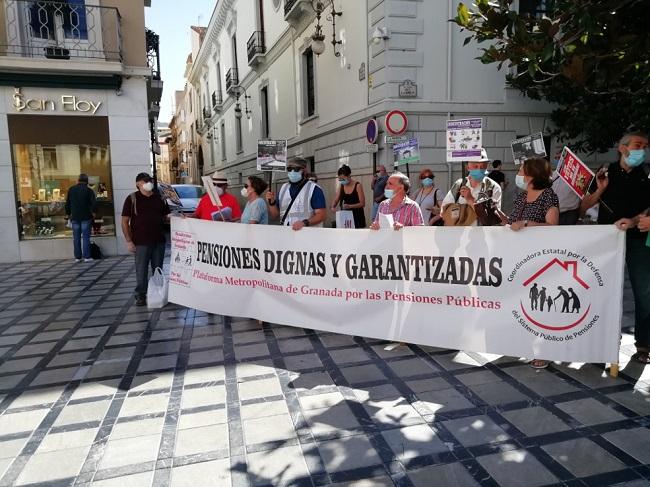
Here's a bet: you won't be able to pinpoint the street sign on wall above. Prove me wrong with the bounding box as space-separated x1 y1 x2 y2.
366 119 379 144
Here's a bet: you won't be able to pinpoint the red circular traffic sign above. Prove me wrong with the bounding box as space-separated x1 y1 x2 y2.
384 110 408 135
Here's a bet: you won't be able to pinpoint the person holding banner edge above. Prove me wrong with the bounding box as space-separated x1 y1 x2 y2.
193 172 242 222
266 157 326 230
580 131 650 364
370 172 424 230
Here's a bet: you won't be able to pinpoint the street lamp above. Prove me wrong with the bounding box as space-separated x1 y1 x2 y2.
309 0 343 57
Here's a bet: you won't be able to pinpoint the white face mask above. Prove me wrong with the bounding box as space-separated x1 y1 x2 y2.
240 187 249 198
142 182 154 192
515 175 528 190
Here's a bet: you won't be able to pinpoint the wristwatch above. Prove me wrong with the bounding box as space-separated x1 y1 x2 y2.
302 219 310 227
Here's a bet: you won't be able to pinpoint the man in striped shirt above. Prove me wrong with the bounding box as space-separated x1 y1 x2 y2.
370 172 424 230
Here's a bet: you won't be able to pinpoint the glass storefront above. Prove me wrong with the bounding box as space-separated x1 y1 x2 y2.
8 114 115 240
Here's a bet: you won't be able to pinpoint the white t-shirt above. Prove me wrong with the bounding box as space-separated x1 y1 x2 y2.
551 170 580 213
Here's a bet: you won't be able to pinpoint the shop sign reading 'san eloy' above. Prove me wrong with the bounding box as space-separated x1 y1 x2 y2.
12 88 103 115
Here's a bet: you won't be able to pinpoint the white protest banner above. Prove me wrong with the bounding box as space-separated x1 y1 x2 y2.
511 132 547 165
170 220 625 364
257 140 288 172
557 147 595 199
447 118 482 162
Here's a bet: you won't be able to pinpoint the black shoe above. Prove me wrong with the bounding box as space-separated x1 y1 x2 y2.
135 296 146 306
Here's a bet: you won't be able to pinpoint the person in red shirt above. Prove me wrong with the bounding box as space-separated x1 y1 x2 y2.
192 172 242 222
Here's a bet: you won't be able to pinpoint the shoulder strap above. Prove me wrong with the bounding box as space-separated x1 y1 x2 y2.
281 180 307 225
454 178 466 203
130 192 138 217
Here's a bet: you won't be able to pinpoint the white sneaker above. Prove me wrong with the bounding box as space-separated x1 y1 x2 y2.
84 258 94 263
74 258 82 263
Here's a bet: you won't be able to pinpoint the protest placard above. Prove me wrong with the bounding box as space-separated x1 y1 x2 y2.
447 118 482 162
201 176 222 207
557 147 595 199
511 132 547 165
393 138 420 166
257 140 287 171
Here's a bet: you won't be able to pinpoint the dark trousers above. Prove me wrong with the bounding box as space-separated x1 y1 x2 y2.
135 243 165 298
559 208 580 225
626 236 650 350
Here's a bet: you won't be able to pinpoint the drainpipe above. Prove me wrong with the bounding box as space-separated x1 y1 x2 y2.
445 0 453 187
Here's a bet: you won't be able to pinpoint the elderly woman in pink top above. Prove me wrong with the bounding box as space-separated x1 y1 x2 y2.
370 172 424 230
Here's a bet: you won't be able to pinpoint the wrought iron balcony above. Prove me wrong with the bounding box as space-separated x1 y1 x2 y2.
212 90 223 110
247 31 266 65
225 67 238 94
202 106 211 120
1 0 122 62
284 0 310 24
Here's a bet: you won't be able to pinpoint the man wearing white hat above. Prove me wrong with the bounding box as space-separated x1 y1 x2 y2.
441 148 503 226
266 156 326 230
193 171 242 222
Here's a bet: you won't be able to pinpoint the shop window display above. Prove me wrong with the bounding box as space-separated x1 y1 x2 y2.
13 143 115 240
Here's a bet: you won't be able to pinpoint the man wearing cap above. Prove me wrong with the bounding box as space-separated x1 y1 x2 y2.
193 171 242 222
121 173 170 306
65 173 97 262
266 157 326 230
441 148 503 225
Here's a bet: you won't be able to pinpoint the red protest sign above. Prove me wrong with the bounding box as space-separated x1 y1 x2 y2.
557 147 595 199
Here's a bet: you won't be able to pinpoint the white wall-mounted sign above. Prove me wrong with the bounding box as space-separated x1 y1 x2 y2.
12 88 103 115
398 79 417 98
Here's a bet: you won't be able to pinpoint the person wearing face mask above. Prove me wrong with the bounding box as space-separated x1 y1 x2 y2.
371 165 389 221
240 176 269 225
441 148 503 226
193 172 242 222
65 173 97 263
266 156 326 230
581 131 650 364
121 172 171 306
546 150 581 225
370 172 424 230
412 169 444 226
330 164 366 228
509 158 560 369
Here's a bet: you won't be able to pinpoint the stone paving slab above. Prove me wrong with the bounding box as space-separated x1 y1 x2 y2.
0 257 647 487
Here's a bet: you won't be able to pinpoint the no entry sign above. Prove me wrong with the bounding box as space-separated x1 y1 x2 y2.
384 110 408 136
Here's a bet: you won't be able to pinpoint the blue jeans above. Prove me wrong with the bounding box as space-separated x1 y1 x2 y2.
71 220 92 259
371 201 380 222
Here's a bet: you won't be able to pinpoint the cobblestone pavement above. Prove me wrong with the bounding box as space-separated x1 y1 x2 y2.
0 257 648 487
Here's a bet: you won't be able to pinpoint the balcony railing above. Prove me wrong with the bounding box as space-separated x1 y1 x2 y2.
247 31 265 65
225 67 238 94
202 106 211 120
284 0 309 23
284 0 300 15
1 0 122 62
212 90 223 109
146 28 160 79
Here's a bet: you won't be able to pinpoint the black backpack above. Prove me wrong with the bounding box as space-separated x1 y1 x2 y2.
90 242 103 260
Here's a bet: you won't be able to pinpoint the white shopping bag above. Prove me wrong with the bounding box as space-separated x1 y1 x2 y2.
147 267 168 309
335 210 355 229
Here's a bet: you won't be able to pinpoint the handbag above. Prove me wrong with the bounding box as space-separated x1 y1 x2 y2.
441 178 477 226
147 267 168 309
474 198 502 226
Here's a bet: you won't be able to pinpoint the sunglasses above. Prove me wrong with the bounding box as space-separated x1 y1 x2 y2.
243 183 250 189
420 175 434 179
214 182 227 188
287 167 302 172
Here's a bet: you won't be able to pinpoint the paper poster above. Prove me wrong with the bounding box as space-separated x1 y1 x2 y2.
511 133 547 165
257 140 287 172
201 176 222 207
556 147 595 199
393 138 420 166
446 118 482 162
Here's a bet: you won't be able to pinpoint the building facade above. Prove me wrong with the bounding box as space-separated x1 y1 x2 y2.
186 1 614 223
0 0 162 262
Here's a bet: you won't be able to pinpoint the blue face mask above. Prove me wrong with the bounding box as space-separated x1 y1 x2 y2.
624 149 646 167
468 169 486 182
421 177 434 187
338 178 349 185
287 170 303 183
384 189 395 199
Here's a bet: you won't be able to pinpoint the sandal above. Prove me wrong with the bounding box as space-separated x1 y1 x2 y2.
530 359 549 369
632 352 650 364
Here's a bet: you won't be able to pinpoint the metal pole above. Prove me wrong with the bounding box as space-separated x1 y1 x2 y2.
150 120 158 192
